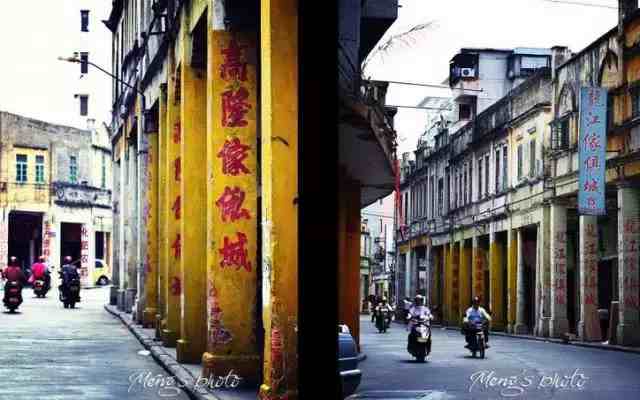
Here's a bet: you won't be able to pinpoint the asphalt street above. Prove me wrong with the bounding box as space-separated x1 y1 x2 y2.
0 285 190 400
352 315 640 400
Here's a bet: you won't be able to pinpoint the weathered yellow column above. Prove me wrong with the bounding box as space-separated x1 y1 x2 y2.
472 237 485 303
143 126 159 328
507 228 518 333
451 241 460 325
156 83 169 339
176 15 208 363
260 0 299 397
489 231 505 330
459 239 471 319
161 47 182 348
443 243 451 324
430 248 439 313
202 25 261 382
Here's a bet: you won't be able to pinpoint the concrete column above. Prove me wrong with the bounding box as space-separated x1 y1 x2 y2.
161 48 181 348
514 228 528 334
260 1 299 396
459 239 471 320
451 241 460 324
537 207 551 337
405 250 411 299
156 84 168 339
507 228 517 332
578 215 601 341
443 242 451 324
549 201 570 338
143 130 159 329
176 17 208 363
472 236 486 304
110 159 121 306
117 144 127 311
126 143 138 313
489 229 505 330
617 185 640 346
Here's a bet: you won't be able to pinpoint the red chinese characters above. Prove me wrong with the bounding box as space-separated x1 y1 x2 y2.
172 196 181 220
583 132 602 151
174 157 181 181
220 38 248 82
216 186 250 222
219 232 251 272
217 138 250 176
173 122 181 144
583 179 598 192
170 277 181 296
221 87 251 127
172 234 181 259
585 156 600 169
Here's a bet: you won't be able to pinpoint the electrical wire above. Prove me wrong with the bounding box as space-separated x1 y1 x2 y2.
542 0 617 9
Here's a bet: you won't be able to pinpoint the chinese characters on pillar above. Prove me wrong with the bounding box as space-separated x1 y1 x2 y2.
552 231 568 306
578 87 607 215
0 223 8 270
42 221 52 260
473 250 484 300
582 222 598 308
621 216 640 310
80 225 89 278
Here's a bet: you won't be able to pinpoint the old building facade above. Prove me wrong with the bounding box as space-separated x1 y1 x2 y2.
397 3 640 346
0 111 113 288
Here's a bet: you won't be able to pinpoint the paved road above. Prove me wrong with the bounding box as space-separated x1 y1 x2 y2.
353 316 640 399
0 285 190 400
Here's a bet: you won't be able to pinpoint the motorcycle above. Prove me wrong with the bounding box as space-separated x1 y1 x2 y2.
59 277 81 309
465 320 487 358
3 281 23 312
375 308 392 333
407 315 432 362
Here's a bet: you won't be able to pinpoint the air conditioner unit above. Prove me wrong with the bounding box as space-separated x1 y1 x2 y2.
460 68 475 78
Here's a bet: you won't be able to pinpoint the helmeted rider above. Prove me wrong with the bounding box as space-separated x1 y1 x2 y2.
375 297 394 325
30 256 50 291
463 296 492 348
406 294 433 353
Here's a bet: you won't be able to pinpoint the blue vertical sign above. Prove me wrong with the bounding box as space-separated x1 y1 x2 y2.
578 87 607 216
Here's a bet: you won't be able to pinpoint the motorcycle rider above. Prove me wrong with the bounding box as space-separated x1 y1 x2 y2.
30 256 51 293
406 295 433 353
463 296 492 349
59 256 81 302
375 297 394 328
2 256 26 305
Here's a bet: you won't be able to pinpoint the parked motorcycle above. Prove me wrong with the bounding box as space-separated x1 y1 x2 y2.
465 320 487 358
59 277 81 309
3 281 23 312
407 315 432 362
375 308 392 333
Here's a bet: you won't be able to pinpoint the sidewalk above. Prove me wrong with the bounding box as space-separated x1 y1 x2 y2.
393 320 640 355
105 304 259 400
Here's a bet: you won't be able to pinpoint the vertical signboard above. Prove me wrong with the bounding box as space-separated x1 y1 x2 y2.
578 87 607 215
0 212 8 270
80 224 90 285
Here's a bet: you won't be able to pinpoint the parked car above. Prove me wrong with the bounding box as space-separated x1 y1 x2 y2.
338 324 362 398
91 259 111 286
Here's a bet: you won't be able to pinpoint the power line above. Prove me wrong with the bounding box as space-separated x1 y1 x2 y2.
386 104 452 111
542 0 617 9
380 79 484 92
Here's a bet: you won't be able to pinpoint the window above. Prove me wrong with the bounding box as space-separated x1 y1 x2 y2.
502 145 508 190
495 149 501 193
16 154 27 183
438 178 444 216
79 95 89 116
517 144 523 180
70 156 78 183
459 104 472 120
484 155 489 197
101 154 106 188
633 89 640 118
529 139 536 178
553 117 570 149
80 52 89 74
478 159 483 200
463 167 468 205
81 10 89 32
36 155 45 183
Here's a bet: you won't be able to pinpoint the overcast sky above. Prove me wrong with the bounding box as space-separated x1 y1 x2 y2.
364 0 619 155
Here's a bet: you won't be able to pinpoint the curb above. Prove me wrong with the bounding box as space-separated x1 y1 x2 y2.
104 304 222 400
432 324 640 354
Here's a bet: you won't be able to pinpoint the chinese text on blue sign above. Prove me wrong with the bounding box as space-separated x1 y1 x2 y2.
578 87 607 215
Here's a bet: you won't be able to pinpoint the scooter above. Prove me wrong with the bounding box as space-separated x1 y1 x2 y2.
375 308 392 333
33 271 51 298
407 315 432 362
3 281 23 312
465 320 487 359
59 277 81 309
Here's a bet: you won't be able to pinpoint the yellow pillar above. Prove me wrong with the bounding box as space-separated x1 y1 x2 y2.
143 128 159 328
507 228 518 332
202 26 260 382
459 239 471 319
176 15 208 363
430 248 439 312
451 241 460 325
260 0 298 397
489 234 505 330
156 83 168 337
443 243 451 324
472 238 485 304
161 46 182 348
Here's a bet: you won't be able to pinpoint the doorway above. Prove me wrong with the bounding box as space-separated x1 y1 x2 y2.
8 211 43 271
60 223 82 268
